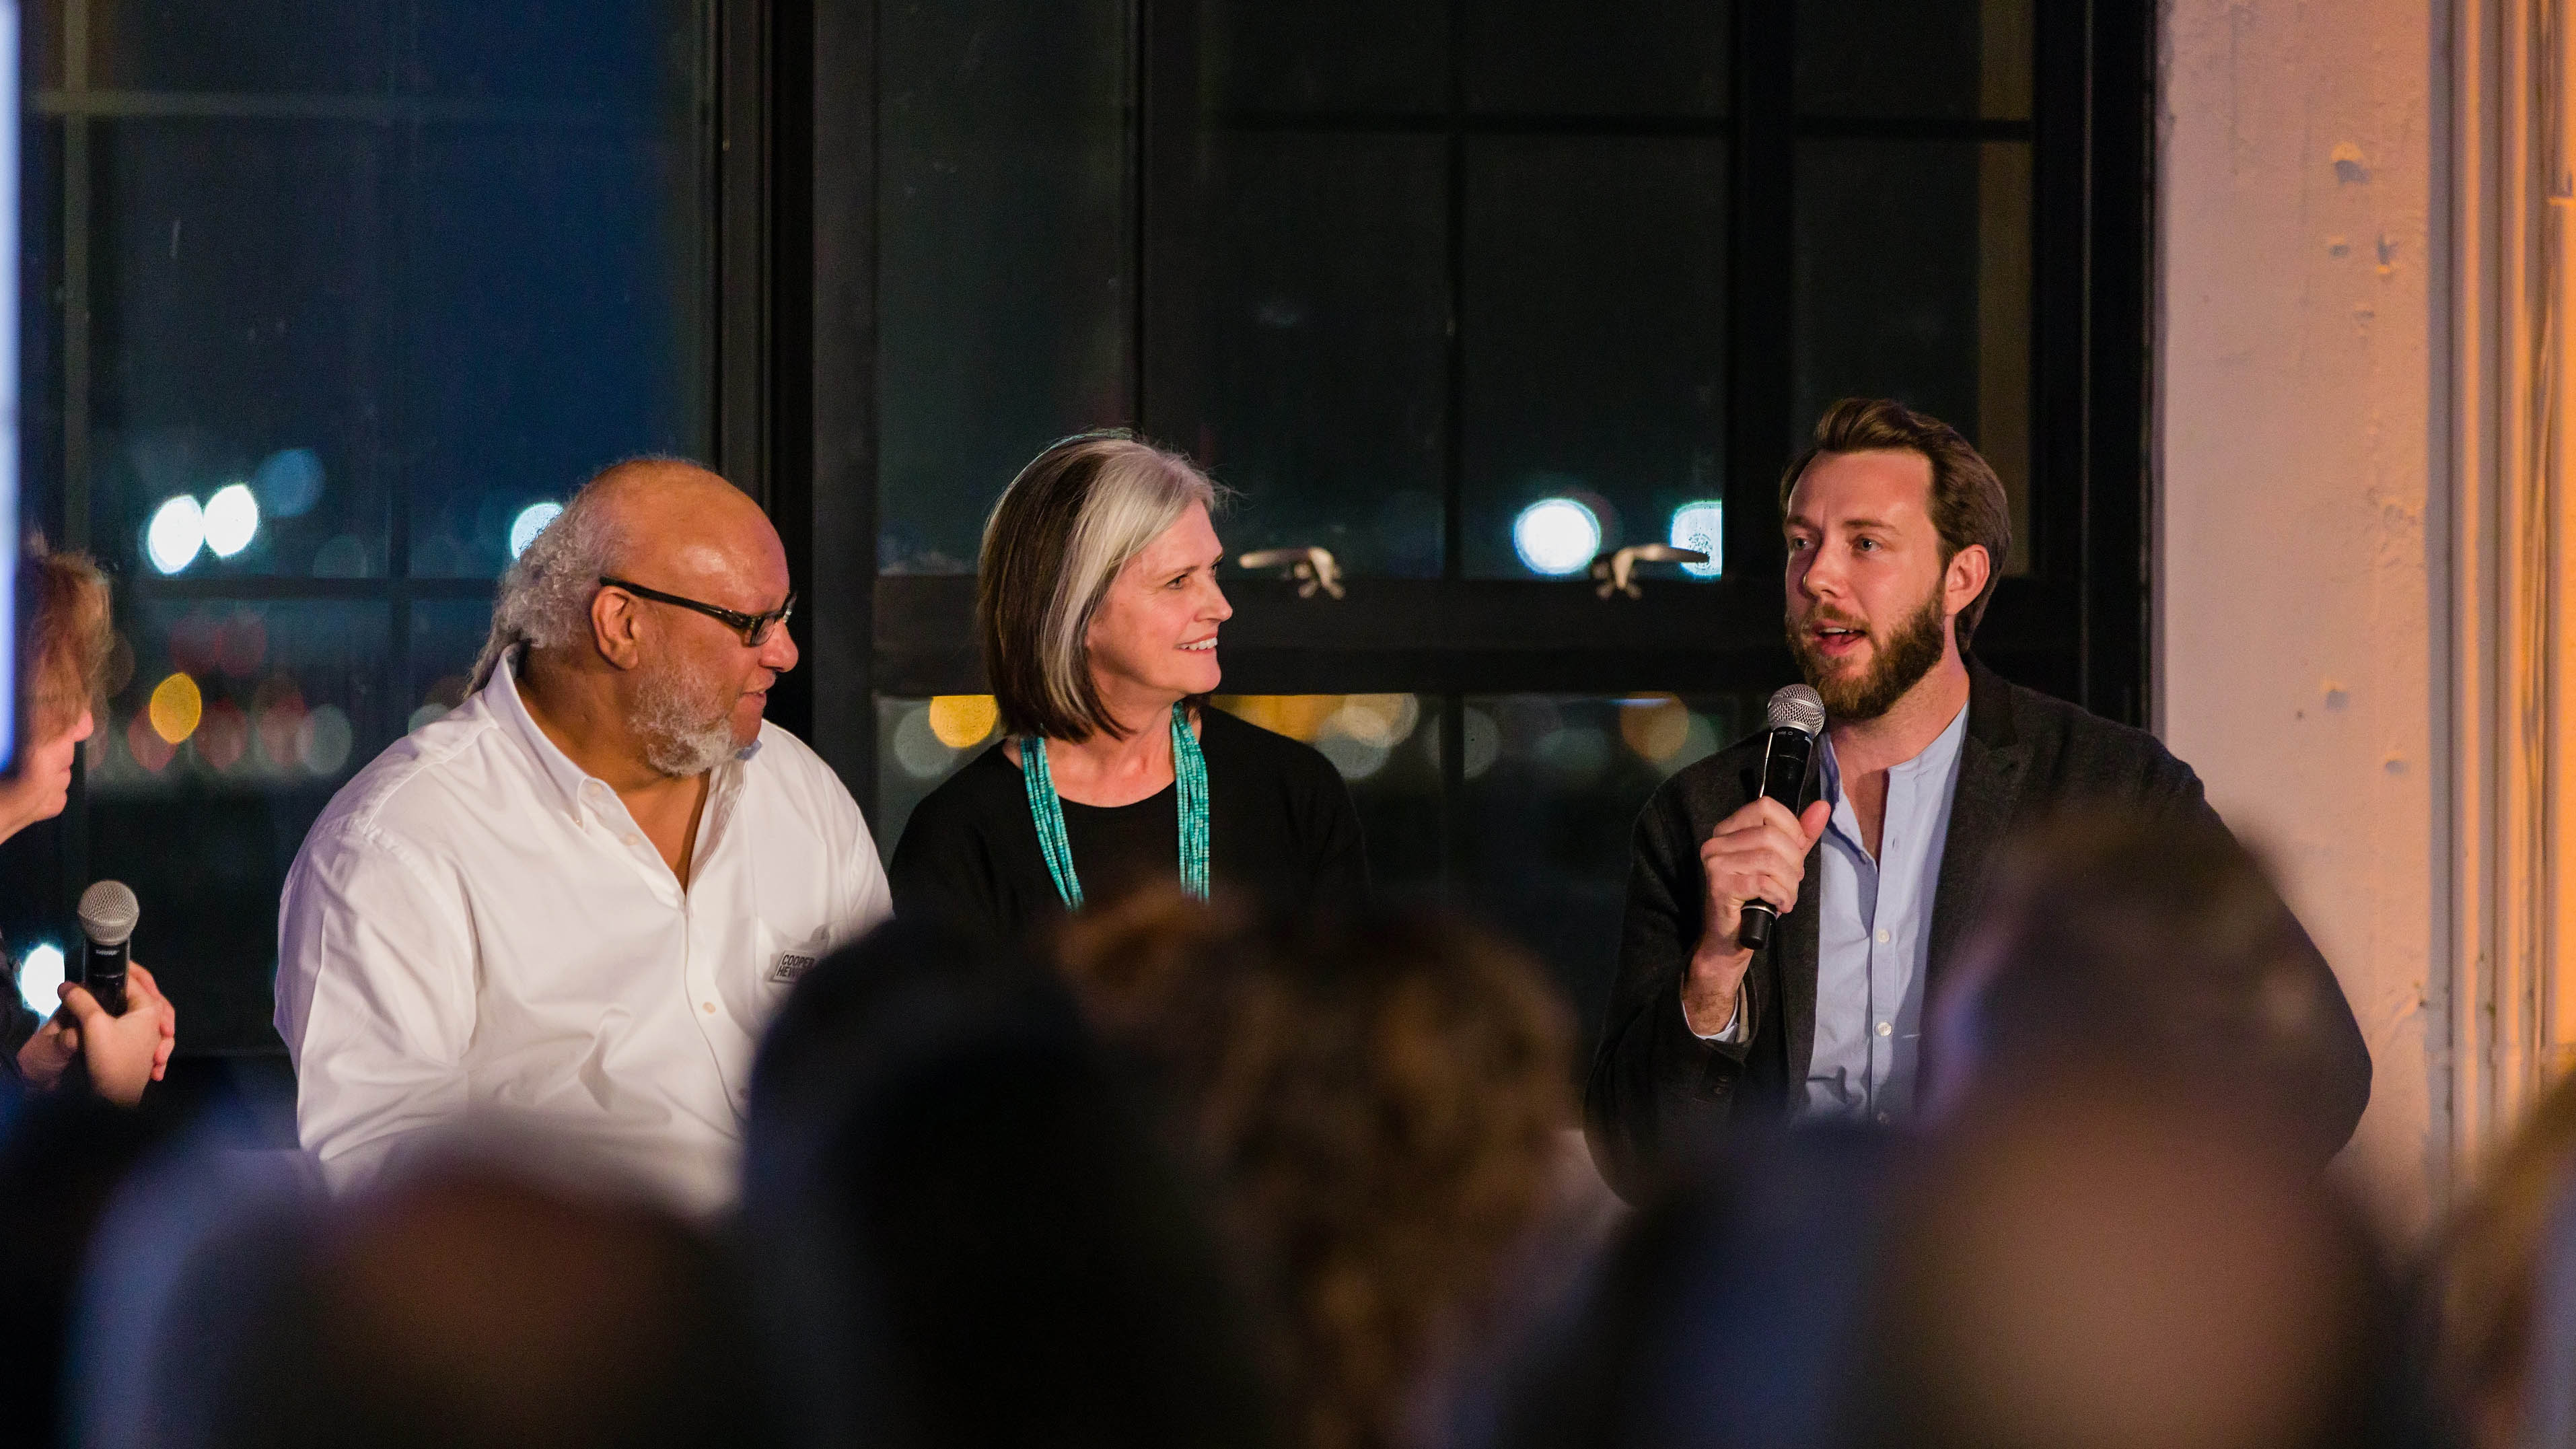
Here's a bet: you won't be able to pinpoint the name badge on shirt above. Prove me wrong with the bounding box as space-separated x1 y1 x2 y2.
769 946 822 985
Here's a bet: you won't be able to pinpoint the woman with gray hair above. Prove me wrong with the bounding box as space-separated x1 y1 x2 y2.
890 430 1367 942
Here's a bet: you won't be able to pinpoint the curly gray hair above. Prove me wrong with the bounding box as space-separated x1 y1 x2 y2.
468 481 629 691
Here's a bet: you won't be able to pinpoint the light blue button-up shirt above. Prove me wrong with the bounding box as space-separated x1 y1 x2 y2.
1801 703 1970 1123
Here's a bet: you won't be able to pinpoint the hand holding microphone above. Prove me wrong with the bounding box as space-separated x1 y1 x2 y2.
1682 686 1831 1037
13 880 178 1103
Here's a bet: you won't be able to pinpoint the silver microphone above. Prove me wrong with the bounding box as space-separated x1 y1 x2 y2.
1738 686 1825 952
76 880 139 1017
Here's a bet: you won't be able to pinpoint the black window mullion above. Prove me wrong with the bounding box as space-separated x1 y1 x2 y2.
1726 1 1795 597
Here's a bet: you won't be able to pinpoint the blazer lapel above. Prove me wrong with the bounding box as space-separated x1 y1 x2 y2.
1927 662 2029 983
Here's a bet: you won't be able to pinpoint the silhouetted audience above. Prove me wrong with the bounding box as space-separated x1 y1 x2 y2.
741 917 1280 1449
1922 809 2369 1166
85 1139 755 1449
1053 890 1588 1449
1499 1125 1904 1449
2429 1067 2576 1449
1857 1082 2429 1449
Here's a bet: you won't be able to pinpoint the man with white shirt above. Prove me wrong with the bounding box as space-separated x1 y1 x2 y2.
275 459 891 1215
1585 398 2370 1200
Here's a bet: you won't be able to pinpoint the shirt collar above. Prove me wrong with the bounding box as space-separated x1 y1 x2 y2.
487 649 606 822
1819 699 1973 806
484 648 762 824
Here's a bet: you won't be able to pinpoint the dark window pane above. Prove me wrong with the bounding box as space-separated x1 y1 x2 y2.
1793 139 2031 572
89 1 699 105
875 694 1001 866
91 599 392 1051
1459 693 1753 1054
1463 138 1726 579
878 0 1133 575
88 1 396 94
1201 0 1446 114
1464 0 1729 116
1795 0 2033 119
1215 695 1441 899
408 600 494 733
1155 135 1447 577
406 123 711 577
92 120 393 580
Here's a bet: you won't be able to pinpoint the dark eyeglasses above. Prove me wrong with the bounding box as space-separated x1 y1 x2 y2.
598 576 797 647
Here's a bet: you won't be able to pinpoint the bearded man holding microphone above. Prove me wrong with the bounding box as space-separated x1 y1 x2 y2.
1585 398 2371 1199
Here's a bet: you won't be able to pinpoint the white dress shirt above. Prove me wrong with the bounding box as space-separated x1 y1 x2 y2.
274 651 892 1217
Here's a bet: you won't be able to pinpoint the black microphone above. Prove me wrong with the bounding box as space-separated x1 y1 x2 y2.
1738 684 1826 952
77 880 137 1018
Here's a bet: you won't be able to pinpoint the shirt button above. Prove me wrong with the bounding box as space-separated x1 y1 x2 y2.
1875 1111 1892 1125
1874 927 1890 944
1875 1021 1892 1037
701 1002 716 1014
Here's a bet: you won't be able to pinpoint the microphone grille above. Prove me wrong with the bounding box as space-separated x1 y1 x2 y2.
77 880 139 946
1765 684 1827 738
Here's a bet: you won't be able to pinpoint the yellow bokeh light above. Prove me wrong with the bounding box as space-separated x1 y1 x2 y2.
149 672 205 745
927 694 1000 749
1214 695 1343 742
1619 695 1692 761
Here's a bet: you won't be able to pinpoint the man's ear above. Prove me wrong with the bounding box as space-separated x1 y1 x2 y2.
1945 542 1993 619
592 588 644 670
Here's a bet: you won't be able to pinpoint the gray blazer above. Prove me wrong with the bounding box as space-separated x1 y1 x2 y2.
1583 659 2371 1200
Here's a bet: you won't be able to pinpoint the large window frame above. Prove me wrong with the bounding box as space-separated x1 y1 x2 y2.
774 0 2155 859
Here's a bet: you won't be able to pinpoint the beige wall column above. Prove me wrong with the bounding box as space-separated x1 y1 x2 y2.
2159 0 2447 1228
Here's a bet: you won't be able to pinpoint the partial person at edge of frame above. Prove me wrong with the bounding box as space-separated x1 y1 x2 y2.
1586 397 2369 1200
890 429 1368 944
0 538 178 1107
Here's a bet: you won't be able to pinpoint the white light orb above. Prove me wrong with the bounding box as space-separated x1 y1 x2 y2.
145 495 206 575
203 482 261 558
1669 499 1725 578
17 943 63 1018
1512 497 1601 577
509 502 565 560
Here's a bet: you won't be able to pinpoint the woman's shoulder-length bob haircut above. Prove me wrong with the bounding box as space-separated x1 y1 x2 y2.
977 429 1223 743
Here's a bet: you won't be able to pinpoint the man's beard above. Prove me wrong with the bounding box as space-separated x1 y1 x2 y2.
1787 588 1951 722
632 657 744 777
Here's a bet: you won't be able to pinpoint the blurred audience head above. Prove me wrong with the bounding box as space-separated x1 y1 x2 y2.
975 429 1223 743
742 917 1277 1449
1054 889 1577 1449
472 457 794 777
1 536 111 835
1924 808 2357 1162
1501 1126 1904 1449
2431 1067 2576 1449
1859 1084 2414 1449
92 1137 751 1449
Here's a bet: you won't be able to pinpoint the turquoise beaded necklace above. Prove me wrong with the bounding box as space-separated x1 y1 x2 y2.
1022 702 1211 910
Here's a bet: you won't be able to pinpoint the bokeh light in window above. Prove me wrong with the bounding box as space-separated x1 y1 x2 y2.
1668 500 1723 577
252 447 325 518
203 483 260 558
1511 497 1601 576
197 701 250 771
927 694 999 748
124 712 174 772
145 495 205 575
148 672 203 744
509 503 564 559
254 676 307 767
297 705 355 775
17 944 63 1018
